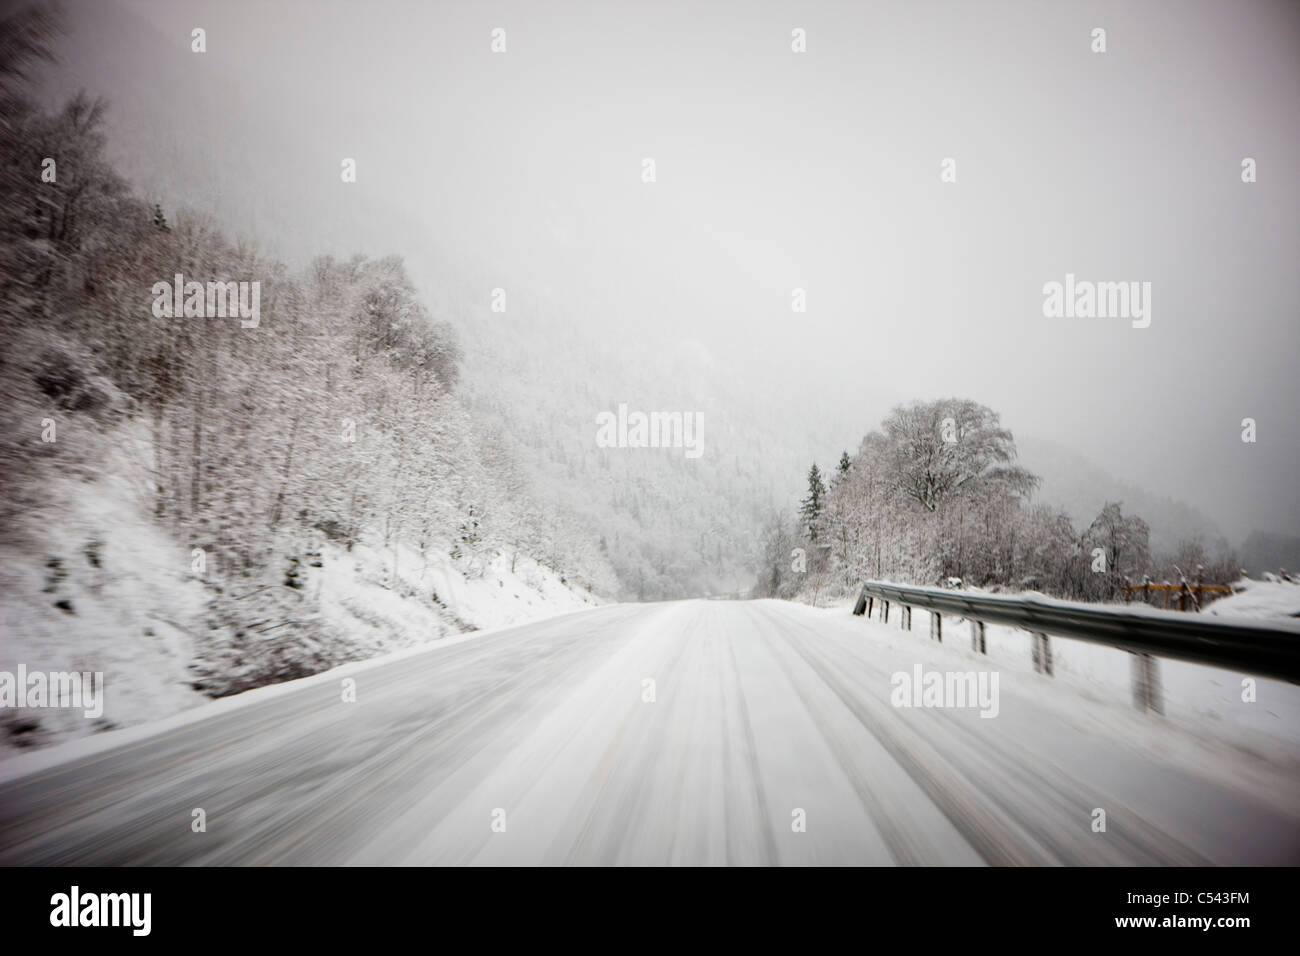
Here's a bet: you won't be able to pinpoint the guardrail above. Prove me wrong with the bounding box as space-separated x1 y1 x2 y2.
853 581 1300 713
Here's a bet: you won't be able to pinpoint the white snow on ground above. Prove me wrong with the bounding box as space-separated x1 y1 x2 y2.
0 605 599 787
820 576 1300 758
839 596 1300 765
1 597 1295 864
801 603 1300 856
0 471 210 749
0 465 602 759
305 536 599 656
1200 575 1300 623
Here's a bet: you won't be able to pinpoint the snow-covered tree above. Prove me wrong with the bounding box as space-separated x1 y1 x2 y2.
800 463 826 542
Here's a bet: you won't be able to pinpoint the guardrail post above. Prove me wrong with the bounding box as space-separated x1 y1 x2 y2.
971 620 986 654
1131 653 1164 714
1031 632 1054 676
931 612 942 642
882 600 890 623
902 606 911 630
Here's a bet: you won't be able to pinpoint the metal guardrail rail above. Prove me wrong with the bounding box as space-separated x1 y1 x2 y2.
854 580 1300 712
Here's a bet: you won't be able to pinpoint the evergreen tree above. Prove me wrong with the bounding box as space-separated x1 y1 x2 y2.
831 450 851 488
800 463 826 541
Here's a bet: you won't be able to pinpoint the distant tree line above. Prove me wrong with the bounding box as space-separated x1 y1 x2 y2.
757 397 1241 604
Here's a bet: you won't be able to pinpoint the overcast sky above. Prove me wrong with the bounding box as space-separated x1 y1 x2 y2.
33 0 1300 542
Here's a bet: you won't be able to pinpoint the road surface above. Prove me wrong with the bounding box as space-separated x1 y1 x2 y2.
1 599 1296 865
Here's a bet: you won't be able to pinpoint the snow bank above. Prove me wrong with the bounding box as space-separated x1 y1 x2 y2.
1200 575 1300 624
901 607 1300 758
0 470 209 752
0 462 602 759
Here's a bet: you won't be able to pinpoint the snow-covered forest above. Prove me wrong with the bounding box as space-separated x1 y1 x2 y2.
760 397 1248 604
0 7 618 743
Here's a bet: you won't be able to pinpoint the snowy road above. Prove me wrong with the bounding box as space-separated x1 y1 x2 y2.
1 600 1296 865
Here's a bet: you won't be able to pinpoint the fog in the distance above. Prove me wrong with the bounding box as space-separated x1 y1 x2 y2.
35 0 1300 543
